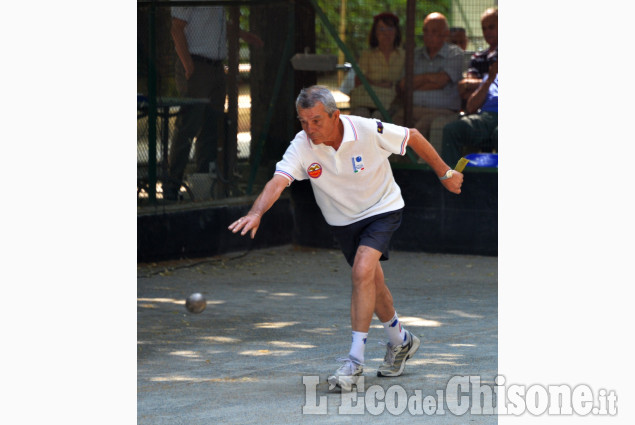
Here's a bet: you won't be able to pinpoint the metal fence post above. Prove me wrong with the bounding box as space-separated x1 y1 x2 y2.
147 0 158 203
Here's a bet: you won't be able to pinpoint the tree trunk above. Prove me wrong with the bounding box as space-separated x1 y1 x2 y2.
249 0 316 172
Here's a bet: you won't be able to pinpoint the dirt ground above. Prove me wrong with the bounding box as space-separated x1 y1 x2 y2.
137 244 497 424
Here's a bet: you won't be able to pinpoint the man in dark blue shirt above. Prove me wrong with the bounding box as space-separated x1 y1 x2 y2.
458 8 497 105
441 60 497 166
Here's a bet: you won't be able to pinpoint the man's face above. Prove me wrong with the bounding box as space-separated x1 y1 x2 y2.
449 31 467 50
422 19 447 55
297 103 339 145
481 14 498 48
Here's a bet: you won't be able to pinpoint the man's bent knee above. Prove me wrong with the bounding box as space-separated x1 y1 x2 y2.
351 246 382 284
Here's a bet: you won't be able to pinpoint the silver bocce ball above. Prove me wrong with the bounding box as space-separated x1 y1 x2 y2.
185 293 207 314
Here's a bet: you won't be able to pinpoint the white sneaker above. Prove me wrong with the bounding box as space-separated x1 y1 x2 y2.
377 330 420 377
327 356 363 391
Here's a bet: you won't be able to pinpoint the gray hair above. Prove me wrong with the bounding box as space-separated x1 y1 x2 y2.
295 85 339 116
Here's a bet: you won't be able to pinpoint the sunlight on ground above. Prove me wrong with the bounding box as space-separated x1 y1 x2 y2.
370 351 464 367
368 316 442 329
169 350 200 359
446 310 484 319
137 297 184 305
434 353 462 358
302 327 337 335
200 336 242 344
254 321 299 329
268 341 316 349
137 297 226 306
399 316 443 327
150 376 258 383
239 349 294 356
422 374 453 380
403 358 468 367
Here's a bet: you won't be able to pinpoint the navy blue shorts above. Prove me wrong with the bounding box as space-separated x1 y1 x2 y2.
330 209 403 267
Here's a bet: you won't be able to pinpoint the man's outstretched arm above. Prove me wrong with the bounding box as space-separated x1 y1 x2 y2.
228 174 289 239
406 128 463 194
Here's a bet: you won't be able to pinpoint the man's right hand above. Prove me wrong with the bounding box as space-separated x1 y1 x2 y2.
171 17 195 80
228 212 262 239
183 58 194 80
228 175 289 239
458 76 482 100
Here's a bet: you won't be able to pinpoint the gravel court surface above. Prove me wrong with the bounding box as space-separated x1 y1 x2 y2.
137 244 497 424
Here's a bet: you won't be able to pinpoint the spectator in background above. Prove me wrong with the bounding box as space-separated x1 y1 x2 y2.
458 8 497 104
164 6 263 200
449 26 472 111
348 12 405 120
441 60 498 166
392 12 464 152
448 27 467 50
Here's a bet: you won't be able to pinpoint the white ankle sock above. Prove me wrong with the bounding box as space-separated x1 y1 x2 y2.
382 312 407 346
348 331 368 363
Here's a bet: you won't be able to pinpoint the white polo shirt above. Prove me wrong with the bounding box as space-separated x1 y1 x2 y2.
275 115 410 226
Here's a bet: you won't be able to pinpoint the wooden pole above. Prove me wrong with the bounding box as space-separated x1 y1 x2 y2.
404 0 415 128
338 0 347 86
223 6 240 198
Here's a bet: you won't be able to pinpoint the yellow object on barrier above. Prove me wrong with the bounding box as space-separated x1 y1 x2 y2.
454 157 469 173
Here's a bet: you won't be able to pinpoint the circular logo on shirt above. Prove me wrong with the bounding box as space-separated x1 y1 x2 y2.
307 163 323 178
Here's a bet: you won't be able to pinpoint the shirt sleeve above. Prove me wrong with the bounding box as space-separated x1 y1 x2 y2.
274 138 307 185
171 7 190 21
467 52 485 78
443 48 466 83
375 121 410 156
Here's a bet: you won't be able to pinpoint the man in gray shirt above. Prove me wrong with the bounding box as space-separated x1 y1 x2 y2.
393 12 464 152
165 6 262 200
